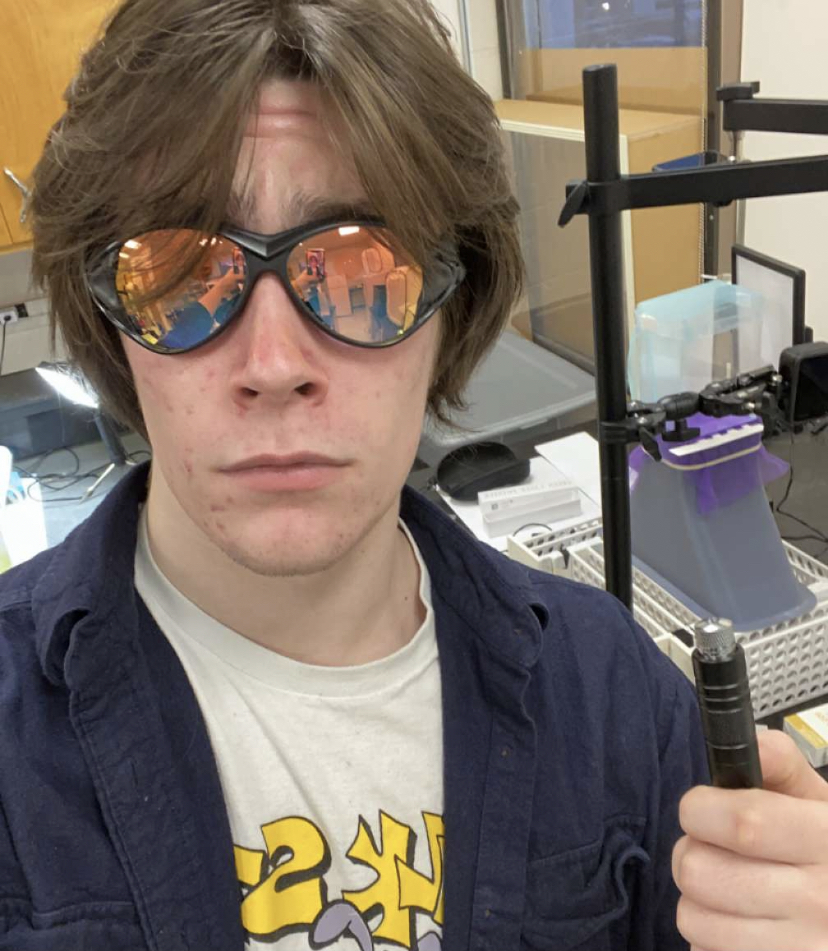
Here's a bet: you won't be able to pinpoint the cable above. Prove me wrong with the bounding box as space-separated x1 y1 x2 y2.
13 446 115 505
22 462 144 504
775 430 796 511
513 522 554 536
0 322 6 377
15 447 81 480
774 427 828 547
10 446 151 505
25 490 88 504
780 517 828 545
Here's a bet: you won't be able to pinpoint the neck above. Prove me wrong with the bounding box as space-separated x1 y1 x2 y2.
143 472 425 667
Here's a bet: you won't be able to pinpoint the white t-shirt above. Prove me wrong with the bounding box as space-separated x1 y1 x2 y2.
134 507 444 951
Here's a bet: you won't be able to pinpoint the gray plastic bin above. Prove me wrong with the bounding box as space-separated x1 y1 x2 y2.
418 332 596 467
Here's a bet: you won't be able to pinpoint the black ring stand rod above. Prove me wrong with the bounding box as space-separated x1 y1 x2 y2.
561 65 828 609
581 65 633 606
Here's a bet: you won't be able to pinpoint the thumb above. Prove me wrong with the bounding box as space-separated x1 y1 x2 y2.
758 729 828 802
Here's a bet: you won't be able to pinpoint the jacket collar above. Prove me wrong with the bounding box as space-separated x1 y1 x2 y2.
31 461 152 687
399 487 548 667
31 461 548 685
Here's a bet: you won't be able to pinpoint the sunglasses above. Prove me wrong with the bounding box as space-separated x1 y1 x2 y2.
86 217 466 354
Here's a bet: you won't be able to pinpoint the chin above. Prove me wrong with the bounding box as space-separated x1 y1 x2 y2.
200 499 382 578
221 544 347 578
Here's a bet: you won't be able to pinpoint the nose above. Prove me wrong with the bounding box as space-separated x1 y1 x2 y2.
226 273 329 408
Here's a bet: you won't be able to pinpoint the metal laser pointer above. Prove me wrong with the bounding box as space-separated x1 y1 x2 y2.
692 619 764 789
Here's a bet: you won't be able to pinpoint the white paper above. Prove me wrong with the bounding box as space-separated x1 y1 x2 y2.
535 432 602 506
438 456 600 552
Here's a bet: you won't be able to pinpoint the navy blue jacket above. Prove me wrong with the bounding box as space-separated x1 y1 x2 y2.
0 462 708 950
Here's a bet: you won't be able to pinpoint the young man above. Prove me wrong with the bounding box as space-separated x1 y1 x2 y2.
2 1 827 950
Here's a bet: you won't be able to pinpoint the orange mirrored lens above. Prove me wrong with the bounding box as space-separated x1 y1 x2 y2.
286 225 425 343
115 230 246 350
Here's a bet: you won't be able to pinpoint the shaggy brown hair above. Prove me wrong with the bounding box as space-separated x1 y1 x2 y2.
30 0 523 437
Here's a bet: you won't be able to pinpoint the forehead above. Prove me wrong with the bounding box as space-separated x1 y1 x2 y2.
225 189 377 234
227 79 372 233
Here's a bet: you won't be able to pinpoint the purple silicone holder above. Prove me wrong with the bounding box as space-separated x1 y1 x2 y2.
630 413 788 515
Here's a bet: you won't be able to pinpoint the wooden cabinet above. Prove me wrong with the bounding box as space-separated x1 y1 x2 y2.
0 1 115 250
0 205 11 248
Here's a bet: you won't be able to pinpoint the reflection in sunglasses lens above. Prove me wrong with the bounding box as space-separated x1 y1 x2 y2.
286 225 424 344
112 224 431 352
115 230 247 351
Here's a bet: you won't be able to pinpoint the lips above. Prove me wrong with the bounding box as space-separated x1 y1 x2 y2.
222 452 345 473
219 452 349 492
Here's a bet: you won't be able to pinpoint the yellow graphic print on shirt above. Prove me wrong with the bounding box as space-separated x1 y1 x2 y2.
234 811 445 950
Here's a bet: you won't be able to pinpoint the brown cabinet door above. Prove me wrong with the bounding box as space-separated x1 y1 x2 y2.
0 0 115 248
0 203 11 247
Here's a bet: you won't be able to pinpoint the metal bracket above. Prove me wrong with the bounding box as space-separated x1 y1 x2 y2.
3 168 31 224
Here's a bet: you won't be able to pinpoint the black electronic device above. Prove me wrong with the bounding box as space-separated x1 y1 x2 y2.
692 619 764 790
436 441 530 502
778 342 828 424
731 244 808 353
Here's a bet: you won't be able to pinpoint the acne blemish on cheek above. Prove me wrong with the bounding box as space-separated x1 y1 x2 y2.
183 460 193 476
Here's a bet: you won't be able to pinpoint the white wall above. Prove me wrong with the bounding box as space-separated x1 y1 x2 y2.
430 0 503 101
429 0 464 62
0 298 64 375
465 0 503 101
0 250 55 377
741 0 828 342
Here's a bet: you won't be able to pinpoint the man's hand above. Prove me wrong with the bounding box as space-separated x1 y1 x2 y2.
214 267 244 299
672 729 828 951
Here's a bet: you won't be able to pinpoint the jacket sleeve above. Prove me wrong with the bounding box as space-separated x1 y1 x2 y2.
0 792 29 948
630 615 711 951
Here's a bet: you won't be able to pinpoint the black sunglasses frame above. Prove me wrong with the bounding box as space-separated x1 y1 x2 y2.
86 216 466 354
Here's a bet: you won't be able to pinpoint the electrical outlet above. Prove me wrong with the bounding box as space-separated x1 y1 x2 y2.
0 304 28 325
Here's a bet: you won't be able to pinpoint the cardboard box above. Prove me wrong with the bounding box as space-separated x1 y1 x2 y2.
784 702 828 769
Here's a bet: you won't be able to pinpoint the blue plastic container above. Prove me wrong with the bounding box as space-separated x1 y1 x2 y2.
628 280 765 402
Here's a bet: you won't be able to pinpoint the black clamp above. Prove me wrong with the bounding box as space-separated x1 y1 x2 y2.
717 81 761 103
699 366 780 418
558 178 634 225
600 412 665 462
599 417 646 445
611 370 783 465
558 180 589 226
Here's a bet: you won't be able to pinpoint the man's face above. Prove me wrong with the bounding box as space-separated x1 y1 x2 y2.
122 80 440 576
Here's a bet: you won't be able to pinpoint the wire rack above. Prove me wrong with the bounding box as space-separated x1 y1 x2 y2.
508 521 828 718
